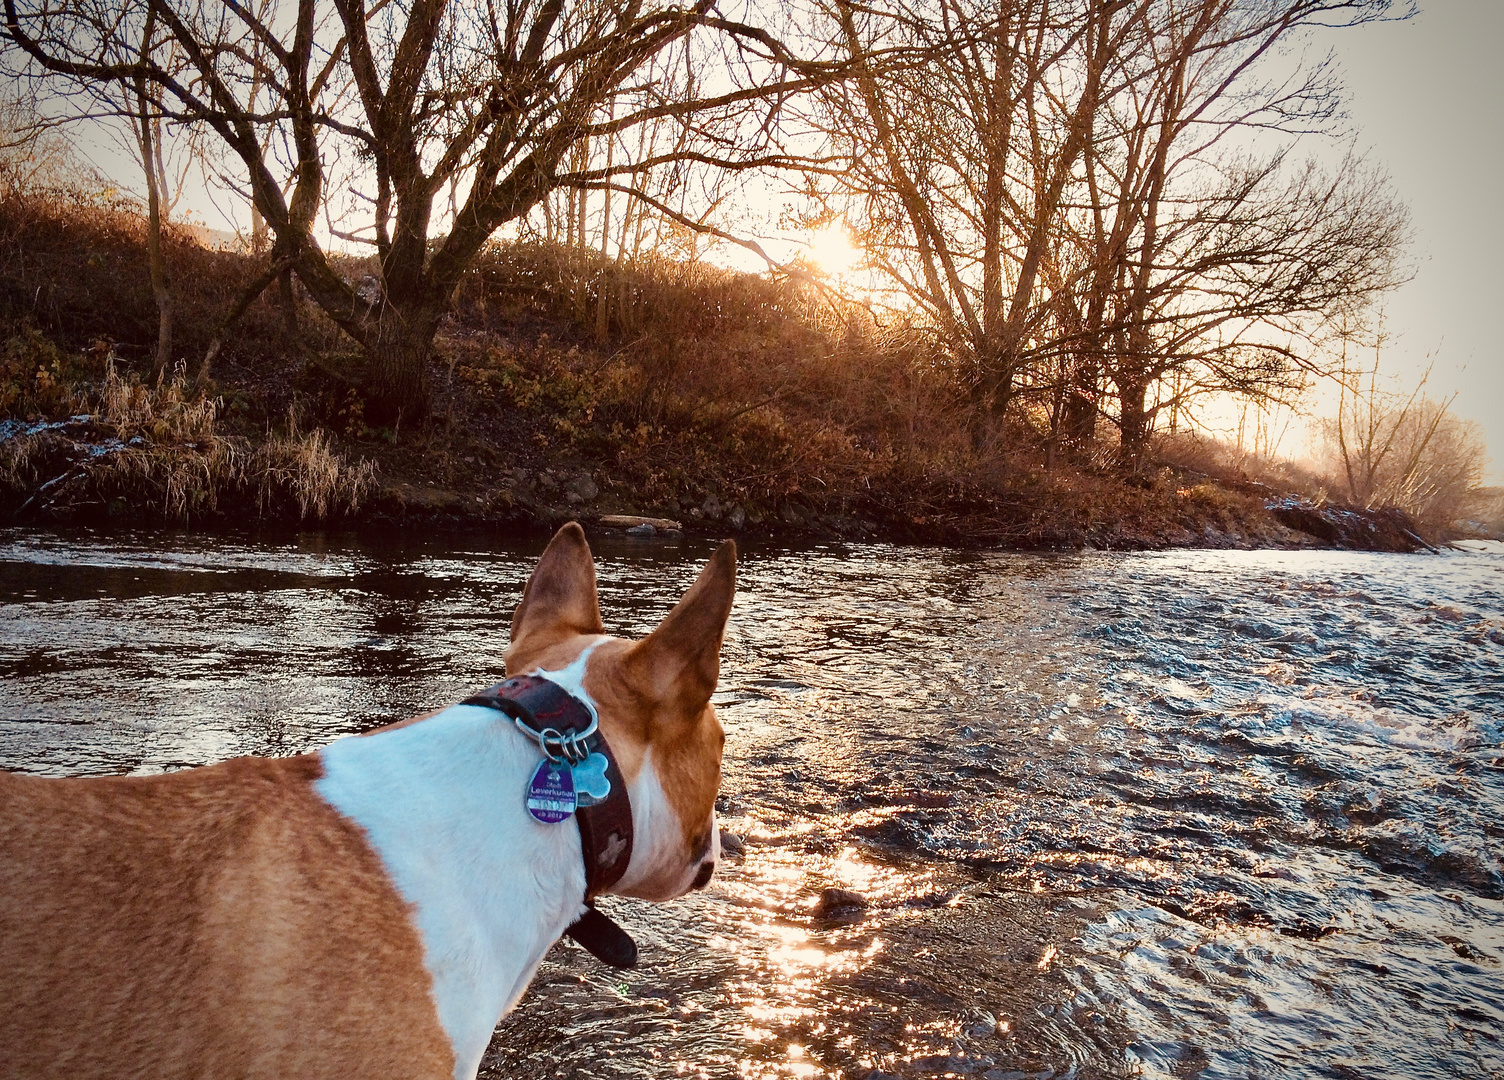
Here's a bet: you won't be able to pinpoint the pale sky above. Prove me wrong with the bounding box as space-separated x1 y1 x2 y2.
1316 0 1504 481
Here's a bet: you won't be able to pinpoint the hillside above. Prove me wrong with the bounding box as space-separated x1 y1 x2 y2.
0 189 1435 551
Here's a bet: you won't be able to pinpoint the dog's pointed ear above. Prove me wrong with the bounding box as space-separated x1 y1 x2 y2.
625 540 736 718
509 523 604 654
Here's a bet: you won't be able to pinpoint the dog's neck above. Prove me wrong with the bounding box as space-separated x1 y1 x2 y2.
316 704 589 1080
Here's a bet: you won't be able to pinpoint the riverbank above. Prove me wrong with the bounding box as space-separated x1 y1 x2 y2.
0 377 1437 551
0 188 1457 551
0 407 1435 551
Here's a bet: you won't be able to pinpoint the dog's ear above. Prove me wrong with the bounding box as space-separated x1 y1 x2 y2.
509 523 604 654
624 540 736 720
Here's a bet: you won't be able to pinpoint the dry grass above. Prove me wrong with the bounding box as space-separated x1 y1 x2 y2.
0 187 377 524
88 427 373 524
447 242 983 515
100 360 217 442
256 422 376 519
1154 429 1329 498
2 360 375 523
0 423 38 489
0 186 307 380
1 191 1331 545
101 439 244 521
0 191 1012 523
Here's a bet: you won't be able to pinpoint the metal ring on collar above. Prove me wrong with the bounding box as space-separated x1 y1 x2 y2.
515 713 598 765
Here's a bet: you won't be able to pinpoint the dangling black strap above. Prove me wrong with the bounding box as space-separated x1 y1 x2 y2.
564 903 639 968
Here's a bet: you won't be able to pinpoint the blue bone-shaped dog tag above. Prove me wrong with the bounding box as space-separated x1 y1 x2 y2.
571 752 612 807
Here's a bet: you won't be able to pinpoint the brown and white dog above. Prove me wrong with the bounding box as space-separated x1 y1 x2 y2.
0 523 735 1080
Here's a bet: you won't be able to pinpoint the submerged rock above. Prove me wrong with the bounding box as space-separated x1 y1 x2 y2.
965 1009 1000 1038
812 887 868 918
599 513 682 531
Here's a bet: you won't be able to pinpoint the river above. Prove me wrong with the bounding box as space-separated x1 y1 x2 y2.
2 528 1500 1079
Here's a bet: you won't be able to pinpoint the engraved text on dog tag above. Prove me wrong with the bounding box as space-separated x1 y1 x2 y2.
527 759 576 823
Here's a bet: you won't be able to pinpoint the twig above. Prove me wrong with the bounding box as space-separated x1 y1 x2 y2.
15 465 83 518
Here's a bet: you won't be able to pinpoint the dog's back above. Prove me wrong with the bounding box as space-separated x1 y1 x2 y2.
0 757 453 1079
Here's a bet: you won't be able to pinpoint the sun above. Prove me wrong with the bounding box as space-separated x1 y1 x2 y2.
805 221 862 278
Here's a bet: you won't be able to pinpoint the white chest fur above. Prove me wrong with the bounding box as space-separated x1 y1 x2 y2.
315 704 588 1080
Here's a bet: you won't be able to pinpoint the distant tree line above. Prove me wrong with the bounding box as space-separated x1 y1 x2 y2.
3 0 1411 459
1317 337 1490 528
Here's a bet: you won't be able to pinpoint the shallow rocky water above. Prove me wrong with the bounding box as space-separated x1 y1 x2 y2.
2 529 1501 1079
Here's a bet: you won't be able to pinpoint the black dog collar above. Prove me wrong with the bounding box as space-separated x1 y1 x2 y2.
462 675 638 967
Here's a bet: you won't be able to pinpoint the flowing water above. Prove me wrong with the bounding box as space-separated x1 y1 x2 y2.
2 529 1501 1079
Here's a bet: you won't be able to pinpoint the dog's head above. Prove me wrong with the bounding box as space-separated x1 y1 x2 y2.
505 523 735 901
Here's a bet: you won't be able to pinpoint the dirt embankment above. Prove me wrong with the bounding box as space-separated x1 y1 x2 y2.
0 191 1436 552
1 409 1430 552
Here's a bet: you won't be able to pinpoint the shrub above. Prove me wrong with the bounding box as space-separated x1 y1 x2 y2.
1315 390 1488 531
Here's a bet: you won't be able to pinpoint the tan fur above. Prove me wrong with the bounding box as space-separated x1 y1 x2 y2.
506 525 735 889
0 756 452 1079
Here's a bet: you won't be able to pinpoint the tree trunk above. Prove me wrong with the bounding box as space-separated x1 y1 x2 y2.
251 204 268 255
145 203 172 381
1118 374 1151 470
277 268 299 337
969 340 1016 423
140 125 171 380
131 41 172 383
1060 351 1099 453
365 303 438 427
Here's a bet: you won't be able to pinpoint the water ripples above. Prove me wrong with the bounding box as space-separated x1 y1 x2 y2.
2 531 1501 1078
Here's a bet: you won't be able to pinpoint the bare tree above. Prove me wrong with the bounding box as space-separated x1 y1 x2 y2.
6 0 831 422
1318 337 1487 526
801 0 1409 462
0 86 86 195
3 11 203 379
808 0 1127 428
121 4 184 380
1061 0 1410 465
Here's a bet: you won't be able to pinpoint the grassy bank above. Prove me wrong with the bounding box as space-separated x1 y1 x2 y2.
0 188 1451 550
